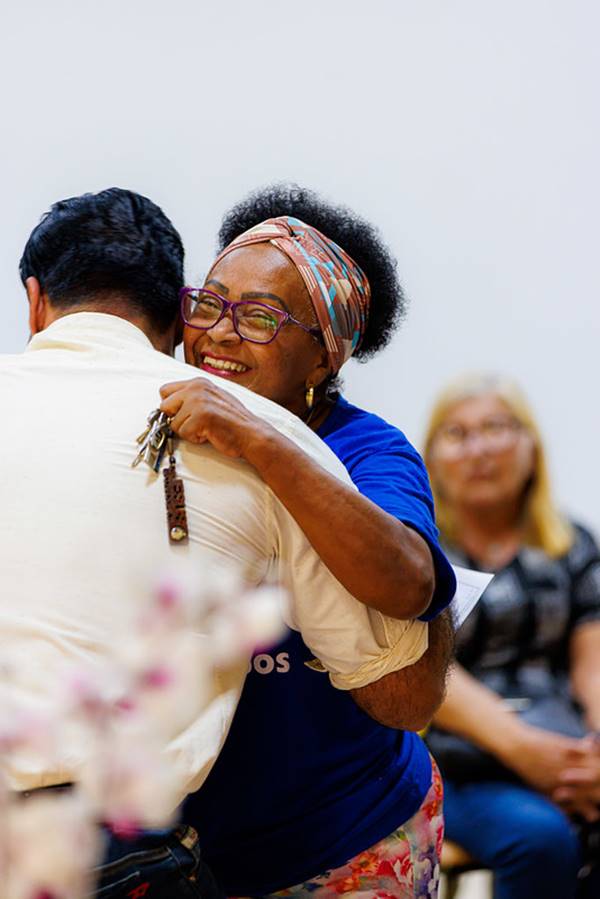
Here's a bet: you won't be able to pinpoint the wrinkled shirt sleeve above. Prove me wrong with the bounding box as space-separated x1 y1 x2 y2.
270 500 428 689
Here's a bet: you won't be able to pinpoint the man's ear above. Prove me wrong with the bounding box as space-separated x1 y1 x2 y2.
173 316 184 350
25 277 49 335
149 317 181 357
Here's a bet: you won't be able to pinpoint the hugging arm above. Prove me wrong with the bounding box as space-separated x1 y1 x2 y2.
160 377 435 619
244 428 435 619
351 609 454 731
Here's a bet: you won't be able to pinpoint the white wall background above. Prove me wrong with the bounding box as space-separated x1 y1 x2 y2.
2 0 598 533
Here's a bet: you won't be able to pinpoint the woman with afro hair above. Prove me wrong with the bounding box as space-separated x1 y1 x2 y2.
160 184 456 897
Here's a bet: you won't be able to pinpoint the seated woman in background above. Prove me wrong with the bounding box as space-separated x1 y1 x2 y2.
423 373 600 899
159 184 456 897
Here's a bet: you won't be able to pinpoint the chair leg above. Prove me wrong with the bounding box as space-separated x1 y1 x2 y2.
443 870 461 899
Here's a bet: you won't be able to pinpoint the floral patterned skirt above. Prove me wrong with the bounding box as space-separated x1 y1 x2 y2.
242 757 444 898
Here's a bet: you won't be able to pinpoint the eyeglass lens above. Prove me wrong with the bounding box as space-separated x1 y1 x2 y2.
184 291 284 343
436 418 521 455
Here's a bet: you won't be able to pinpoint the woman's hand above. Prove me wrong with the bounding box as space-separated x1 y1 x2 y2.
551 733 600 822
496 723 600 821
159 377 275 460
503 725 596 797
434 663 600 820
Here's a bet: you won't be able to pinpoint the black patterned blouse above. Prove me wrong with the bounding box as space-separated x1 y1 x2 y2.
445 523 600 703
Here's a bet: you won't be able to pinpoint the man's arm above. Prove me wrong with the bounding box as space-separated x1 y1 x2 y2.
350 610 454 731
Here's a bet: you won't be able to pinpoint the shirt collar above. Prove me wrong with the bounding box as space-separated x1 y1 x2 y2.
26 311 158 354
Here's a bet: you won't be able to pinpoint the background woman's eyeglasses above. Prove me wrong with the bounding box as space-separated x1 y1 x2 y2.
180 288 321 345
433 417 524 458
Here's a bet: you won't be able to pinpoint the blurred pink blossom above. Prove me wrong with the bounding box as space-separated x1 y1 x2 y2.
0 565 289 893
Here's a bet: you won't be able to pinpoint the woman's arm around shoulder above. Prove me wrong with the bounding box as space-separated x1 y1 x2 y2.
160 378 449 619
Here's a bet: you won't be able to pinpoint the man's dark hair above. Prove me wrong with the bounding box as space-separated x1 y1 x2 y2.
19 187 185 331
218 183 406 361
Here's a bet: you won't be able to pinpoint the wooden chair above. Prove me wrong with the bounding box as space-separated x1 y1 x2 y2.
441 840 490 899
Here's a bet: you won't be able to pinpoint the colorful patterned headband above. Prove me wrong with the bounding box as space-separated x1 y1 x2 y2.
210 216 371 374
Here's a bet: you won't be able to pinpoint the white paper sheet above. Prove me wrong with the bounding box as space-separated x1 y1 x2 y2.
450 564 494 629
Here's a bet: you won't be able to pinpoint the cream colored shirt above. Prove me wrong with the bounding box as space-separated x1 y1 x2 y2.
0 313 427 799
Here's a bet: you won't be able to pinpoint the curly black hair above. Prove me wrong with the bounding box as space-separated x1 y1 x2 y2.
217 183 406 361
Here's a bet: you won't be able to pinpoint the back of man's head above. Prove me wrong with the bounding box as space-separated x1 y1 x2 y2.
19 187 185 332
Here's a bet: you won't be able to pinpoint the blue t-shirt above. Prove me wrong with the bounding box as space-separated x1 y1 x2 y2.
183 396 455 894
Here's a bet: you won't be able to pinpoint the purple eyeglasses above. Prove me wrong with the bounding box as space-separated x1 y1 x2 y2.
180 287 321 345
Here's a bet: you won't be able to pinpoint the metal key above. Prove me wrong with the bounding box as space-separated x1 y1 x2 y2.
132 409 162 467
135 409 161 446
144 415 171 472
132 440 150 469
132 410 172 471
132 411 189 543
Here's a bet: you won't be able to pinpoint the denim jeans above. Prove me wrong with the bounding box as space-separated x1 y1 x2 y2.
94 825 224 899
443 779 583 899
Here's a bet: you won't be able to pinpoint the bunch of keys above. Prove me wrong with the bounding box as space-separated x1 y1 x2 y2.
132 409 189 543
132 409 172 473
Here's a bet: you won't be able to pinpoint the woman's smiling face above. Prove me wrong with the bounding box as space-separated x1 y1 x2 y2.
183 243 329 417
428 393 536 511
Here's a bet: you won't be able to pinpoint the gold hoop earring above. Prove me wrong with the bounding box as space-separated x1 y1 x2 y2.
305 385 315 411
